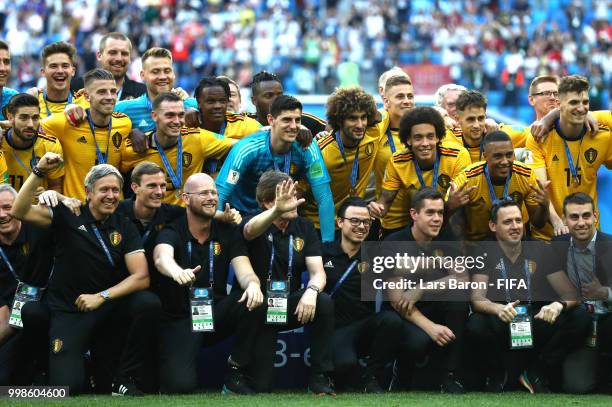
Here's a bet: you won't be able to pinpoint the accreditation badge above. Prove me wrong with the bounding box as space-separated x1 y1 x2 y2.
585 302 598 348
9 282 42 329
190 287 214 332
509 305 533 349
266 280 289 325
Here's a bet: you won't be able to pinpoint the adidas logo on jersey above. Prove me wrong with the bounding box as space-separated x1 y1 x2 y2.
552 155 559 161
495 262 502 270
77 136 87 144
324 260 334 268
78 225 87 232
139 119 149 128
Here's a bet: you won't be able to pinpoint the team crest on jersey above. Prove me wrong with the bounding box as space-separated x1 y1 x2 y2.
584 148 597 164
182 152 193 167
112 132 122 149
364 142 374 157
21 242 29 255
52 338 63 354
213 242 222 256
527 260 537 274
293 237 304 252
109 231 122 246
510 191 523 205
357 261 369 274
437 174 451 190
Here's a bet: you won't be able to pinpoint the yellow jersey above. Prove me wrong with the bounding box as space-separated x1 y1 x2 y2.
37 88 89 119
300 126 383 229
382 142 471 230
2 130 64 191
42 112 130 201
526 115 612 240
0 151 7 183
448 161 539 241
121 128 234 206
445 124 527 163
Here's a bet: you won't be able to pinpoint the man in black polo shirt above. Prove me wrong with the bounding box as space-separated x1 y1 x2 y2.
384 188 470 393
152 172 264 394
242 170 334 394
324 196 402 393
0 184 54 384
11 152 160 396
468 199 589 393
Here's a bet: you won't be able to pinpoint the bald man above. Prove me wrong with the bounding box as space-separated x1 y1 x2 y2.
153 173 265 395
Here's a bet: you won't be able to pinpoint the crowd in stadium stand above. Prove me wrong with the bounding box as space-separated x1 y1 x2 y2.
1 0 609 113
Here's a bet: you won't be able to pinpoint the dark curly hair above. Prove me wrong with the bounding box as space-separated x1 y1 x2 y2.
325 86 377 131
399 106 446 148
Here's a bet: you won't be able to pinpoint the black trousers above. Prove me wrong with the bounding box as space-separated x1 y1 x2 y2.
48 291 160 394
0 297 51 385
400 301 469 372
158 290 266 394
332 310 402 377
599 313 612 354
251 289 334 392
466 305 591 380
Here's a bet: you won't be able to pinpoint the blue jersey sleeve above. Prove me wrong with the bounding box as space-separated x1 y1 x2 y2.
215 140 249 210
311 182 335 242
302 142 331 187
0 88 18 120
184 98 198 110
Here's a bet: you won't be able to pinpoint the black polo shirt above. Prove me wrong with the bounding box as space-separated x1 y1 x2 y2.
472 241 561 305
116 197 185 253
71 76 146 101
47 203 143 312
242 215 321 294
155 215 246 319
323 241 373 326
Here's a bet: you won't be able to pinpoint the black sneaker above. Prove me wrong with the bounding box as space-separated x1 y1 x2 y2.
441 372 465 394
111 380 145 397
485 370 508 393
308 373 336 395
222 363 255 395
363 375 384 394
519 369 551 394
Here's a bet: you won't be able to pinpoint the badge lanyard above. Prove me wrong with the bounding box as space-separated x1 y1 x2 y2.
268 136 291 174
154 132 183 192
267 234 294 282
0 246 18 280
414 151 440 189
329 259 358 297
484 164 511 205
86 109 112 165
385 127 396 154
91 224 115 267
187 240 215 288
336 132 360 192
498 258 531 304
206 121 227 174
7 130 37 175
43 89 72 117
556 119 586 186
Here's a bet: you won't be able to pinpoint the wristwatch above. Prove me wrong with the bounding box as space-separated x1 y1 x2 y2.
99 290 111 302
307 284 320 294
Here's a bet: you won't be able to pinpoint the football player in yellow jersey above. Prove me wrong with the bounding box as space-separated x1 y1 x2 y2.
194 77 260 174
120 92 234 206
446 131 550 241
3 94 63 192
299 86 381 229
445 91 528 163
41 68 130 201
372 107 471 237
374 76 416 232
526 75 612 240
31 42 83 118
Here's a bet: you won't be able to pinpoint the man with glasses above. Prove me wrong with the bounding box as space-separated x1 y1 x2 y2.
526 75 612 240
153 173 264 394
324 196 402 393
